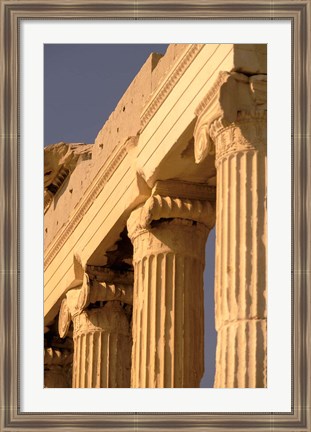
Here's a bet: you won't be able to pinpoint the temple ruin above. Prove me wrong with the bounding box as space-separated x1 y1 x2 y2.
44 44 267 388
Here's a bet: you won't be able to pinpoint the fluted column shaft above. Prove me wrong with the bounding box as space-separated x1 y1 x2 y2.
213 111 267 388
127 181 215 388
131 220 208 388
59 273 133 388
194 72 267 388
72 301 131 388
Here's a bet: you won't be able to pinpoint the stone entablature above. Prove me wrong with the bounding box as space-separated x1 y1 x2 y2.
44 43 267 388
194 72 267 163
140 44 204 130
44 46 196 255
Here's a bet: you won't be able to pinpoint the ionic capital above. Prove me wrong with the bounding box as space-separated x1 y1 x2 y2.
127 180 216 240
58 272 133 338
194 72 267 163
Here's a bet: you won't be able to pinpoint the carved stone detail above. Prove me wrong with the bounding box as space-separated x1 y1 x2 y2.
129 220 209 388
127 180 216 240
211 111 267 167
194 72 267 387
59 271 133 388
214 319 267 388
72 301 131 388
58 298 71 338
62 274 133 320
127 180 215 387
73 301 130 336
194 72 267 164
88 280 133 305
213 141 267 387
44 45 269 390
44 144 128 269
44 142 92 213
77 273 91 314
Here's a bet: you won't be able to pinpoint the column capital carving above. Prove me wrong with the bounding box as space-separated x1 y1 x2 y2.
58 272 133 338
74 301 130 337
127 180 216 240
194 71 267 163
58 298 72 338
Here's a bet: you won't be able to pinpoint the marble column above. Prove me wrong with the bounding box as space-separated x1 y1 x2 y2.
59 273 133 388
72 301 131 388
194 72 267 387
127 180 215 388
